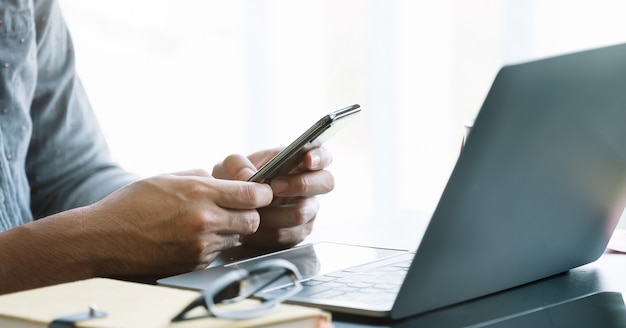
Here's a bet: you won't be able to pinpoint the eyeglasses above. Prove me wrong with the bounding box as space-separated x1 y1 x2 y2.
171 258 303 321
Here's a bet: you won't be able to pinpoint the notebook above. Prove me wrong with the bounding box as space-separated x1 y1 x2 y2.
159 42 626 320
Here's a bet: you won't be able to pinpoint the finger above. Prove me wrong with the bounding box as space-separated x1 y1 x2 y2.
213 154 257 181
202 233 242 253
163 232 242 272
240 219 315 248
247 147 283 168
212 179 273 209
302 147 333 171
215 209 261 235
194 234 243 269
270 170 335 197
256 197 319 229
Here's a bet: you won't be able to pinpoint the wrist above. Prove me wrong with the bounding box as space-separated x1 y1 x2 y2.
32 207 102 276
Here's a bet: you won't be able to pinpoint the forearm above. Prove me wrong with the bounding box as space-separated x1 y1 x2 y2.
0 206 101 294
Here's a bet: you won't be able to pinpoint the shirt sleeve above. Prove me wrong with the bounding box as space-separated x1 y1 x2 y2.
26 0 138 218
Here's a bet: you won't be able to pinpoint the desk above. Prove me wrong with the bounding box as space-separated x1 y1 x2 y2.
302 210 626 327
328 252 626 327
206 243 626 327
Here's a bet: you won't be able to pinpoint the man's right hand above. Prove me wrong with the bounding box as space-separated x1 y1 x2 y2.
0 168 273 294
85 169 274 276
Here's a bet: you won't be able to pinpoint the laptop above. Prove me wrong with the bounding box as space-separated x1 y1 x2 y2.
158 43 626 320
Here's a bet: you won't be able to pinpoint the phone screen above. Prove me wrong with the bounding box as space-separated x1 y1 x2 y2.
248 104 361 183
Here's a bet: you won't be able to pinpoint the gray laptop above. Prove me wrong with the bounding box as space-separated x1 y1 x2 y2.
158 43 626 320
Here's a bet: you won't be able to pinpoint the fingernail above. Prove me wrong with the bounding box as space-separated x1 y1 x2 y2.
271 178 288 194
310 153 321 168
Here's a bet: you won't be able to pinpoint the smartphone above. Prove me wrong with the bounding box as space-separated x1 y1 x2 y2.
248 104 361 183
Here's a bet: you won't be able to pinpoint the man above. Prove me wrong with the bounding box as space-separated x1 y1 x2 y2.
0 0 334 293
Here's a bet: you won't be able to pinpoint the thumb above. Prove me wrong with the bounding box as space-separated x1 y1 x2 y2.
213 154 257 181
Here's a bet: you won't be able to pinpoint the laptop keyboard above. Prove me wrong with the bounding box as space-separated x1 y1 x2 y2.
260 253 414 308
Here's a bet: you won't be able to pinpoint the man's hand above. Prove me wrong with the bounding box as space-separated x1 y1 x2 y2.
83 169 274 275
0 169 273 294
213 147 335 248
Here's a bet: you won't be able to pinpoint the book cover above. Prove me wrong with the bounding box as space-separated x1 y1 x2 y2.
0 278 331 328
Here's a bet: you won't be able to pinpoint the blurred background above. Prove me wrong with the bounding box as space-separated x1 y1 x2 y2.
58 0 626 250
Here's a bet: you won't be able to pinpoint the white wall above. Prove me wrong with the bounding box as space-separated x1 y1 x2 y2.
58 0 626 249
